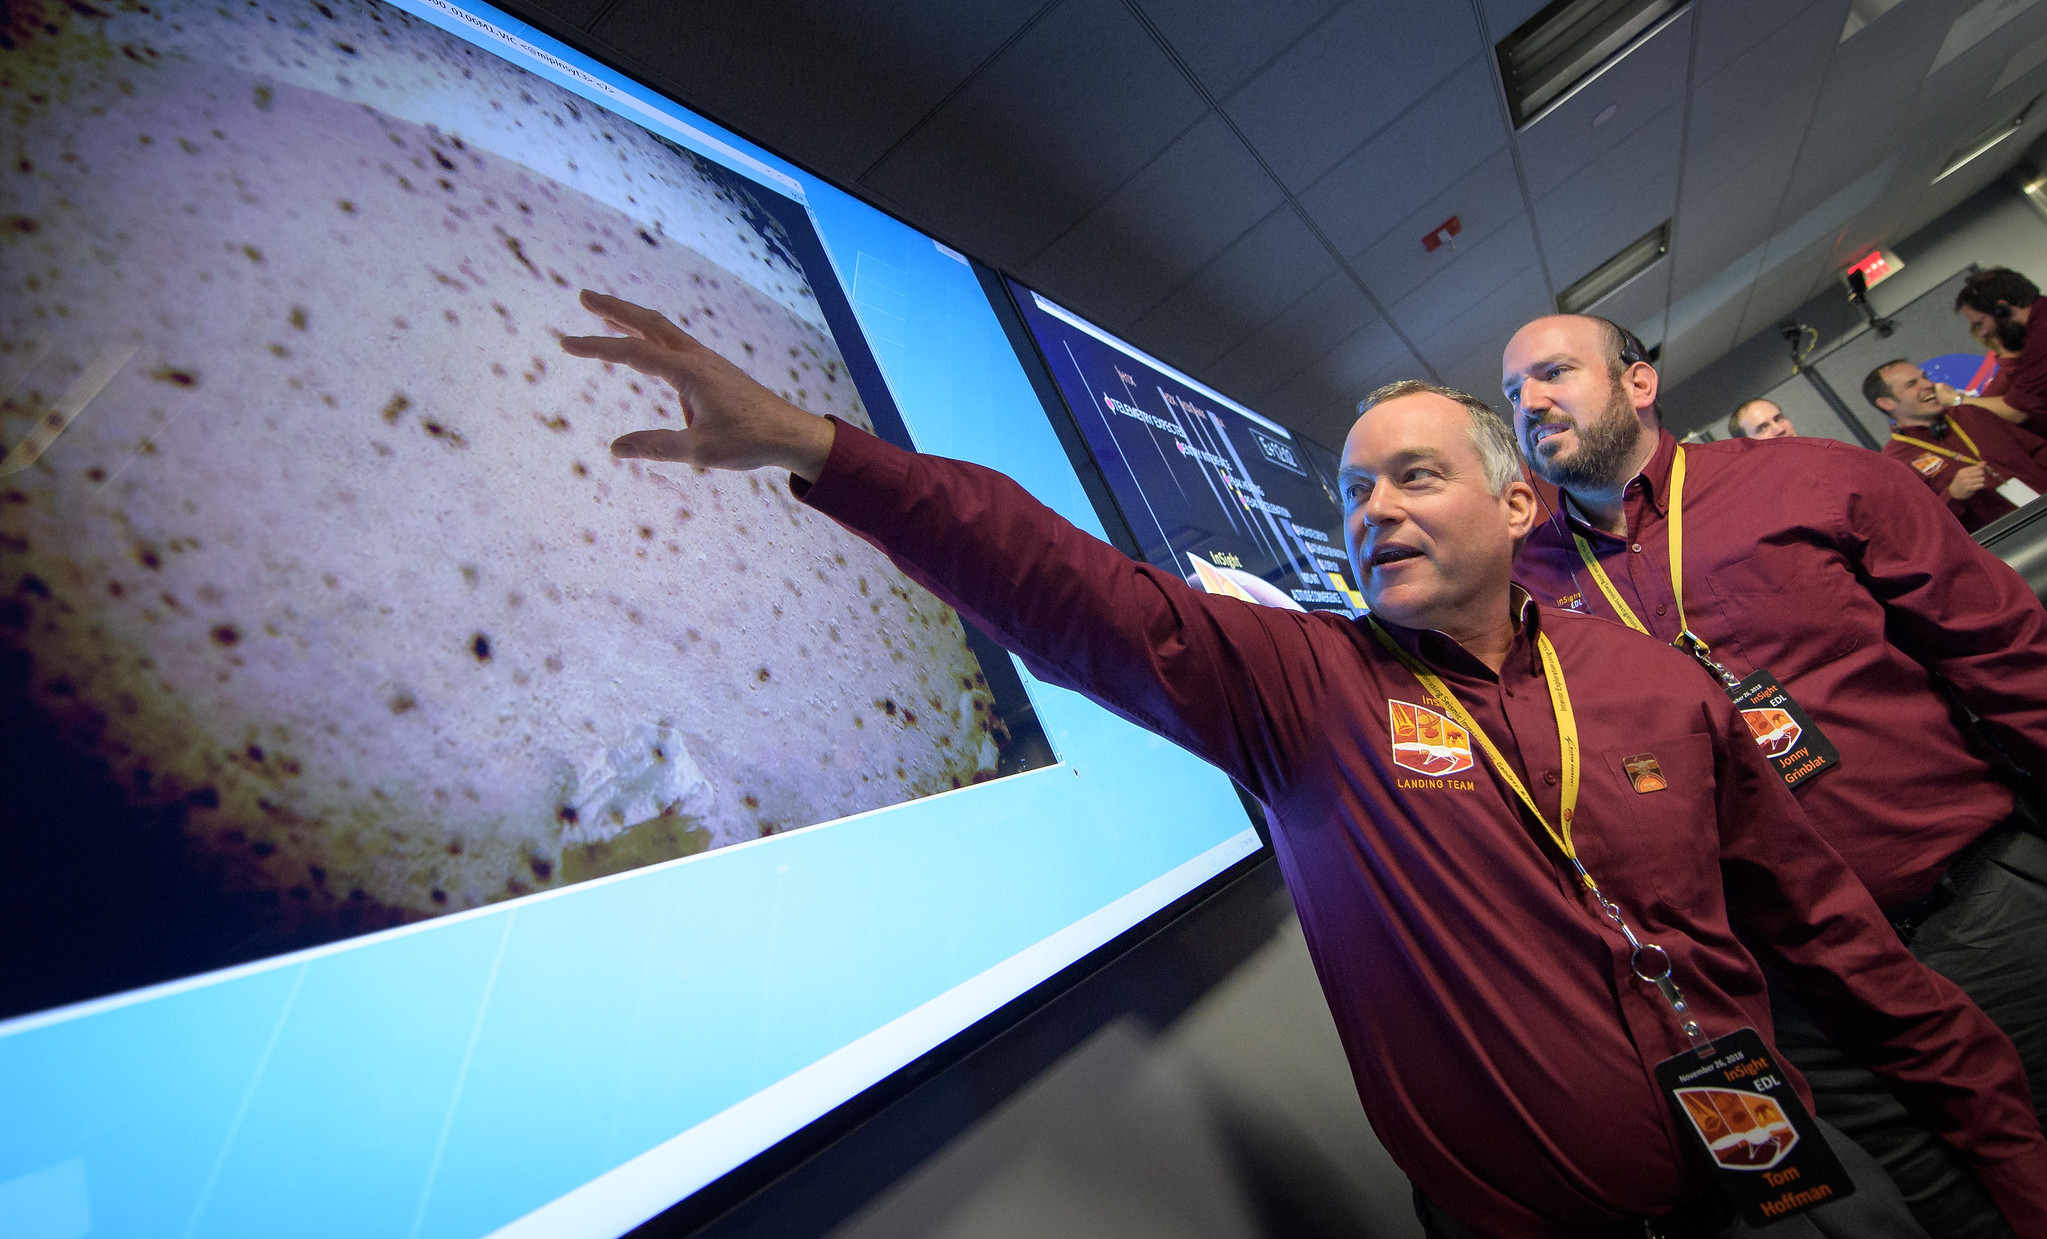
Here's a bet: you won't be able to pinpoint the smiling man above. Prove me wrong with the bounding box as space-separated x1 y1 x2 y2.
1867 359 2047 532
1506 313 2047 1238
561 292 2047 1239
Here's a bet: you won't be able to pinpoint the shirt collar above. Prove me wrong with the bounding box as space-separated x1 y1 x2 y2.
1633 428 1680 518
1896 416 1949 440
1370 587 1541 681
1559 428 1679 533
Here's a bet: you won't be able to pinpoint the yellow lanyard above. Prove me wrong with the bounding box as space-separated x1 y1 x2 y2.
1569 446 1689 639
1364 615 1712 1050
1566 448 1742 691
1892 418 1984 466
1365 617 1584 879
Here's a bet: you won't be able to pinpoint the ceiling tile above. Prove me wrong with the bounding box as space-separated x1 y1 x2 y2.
1297 56 1510 257
1263 317 1425 444
1683 0 1837 178
1692 0 1832 82
1994 26 2047 91
1139 0 1347 98
1658 295 1753 392
1736 239 1838 341
1348 148 1526 305
1480 0 1551 38
1387 214 1541 344
591 0 1044 183
1579 256 1673 348
1126 208 1341 371
1928 0 2047 77
1021 114 1286 328
1673 150 1796 299
1201 270 1382 402
1515 7 1694 199
1413 263 1552 390
860 0 1209 267
1534 104 1682 287
1318 316 1428 396
1223 0 1484 191
1774 0 1955 226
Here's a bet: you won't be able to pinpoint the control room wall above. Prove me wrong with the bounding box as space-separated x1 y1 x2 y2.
1663 163 2047 438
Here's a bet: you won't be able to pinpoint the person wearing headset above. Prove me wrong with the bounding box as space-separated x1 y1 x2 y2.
1505 313 2047 1239
1954 268 2047 434
1867 359 2047 532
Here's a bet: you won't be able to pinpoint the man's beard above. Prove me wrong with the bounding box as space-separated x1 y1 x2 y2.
1527 380 1643 492
1995 315 2027 353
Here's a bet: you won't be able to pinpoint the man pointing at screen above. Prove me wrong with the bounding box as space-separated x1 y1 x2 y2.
560 291 2047 1239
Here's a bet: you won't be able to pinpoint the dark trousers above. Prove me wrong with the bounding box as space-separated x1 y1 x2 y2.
1412 1119 1927 1238
1770 822 2047 1239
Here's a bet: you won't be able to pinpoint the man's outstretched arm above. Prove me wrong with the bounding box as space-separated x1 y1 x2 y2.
559 291 1335 806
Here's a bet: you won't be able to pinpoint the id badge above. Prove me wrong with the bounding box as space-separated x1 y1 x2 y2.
1997 477 2042 507
1656 1027 1855 1227
1727 670 1838 789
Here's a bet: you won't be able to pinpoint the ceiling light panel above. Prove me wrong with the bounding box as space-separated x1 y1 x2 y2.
1557 220 1670 312
1495 0 1683 128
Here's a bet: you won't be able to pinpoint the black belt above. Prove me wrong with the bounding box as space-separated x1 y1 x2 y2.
1888 809 2046 942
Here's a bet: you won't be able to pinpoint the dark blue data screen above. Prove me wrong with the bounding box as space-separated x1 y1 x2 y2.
1007 281 1361 616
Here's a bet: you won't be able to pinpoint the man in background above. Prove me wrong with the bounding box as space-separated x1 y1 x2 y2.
1867 359 2047 531
1506 313 2047 1238
1955 268 2047 432
1726 398 1796 440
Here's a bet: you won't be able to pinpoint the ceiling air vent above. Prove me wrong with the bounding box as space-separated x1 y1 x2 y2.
1496 0 1683 128
1557 222 1670 314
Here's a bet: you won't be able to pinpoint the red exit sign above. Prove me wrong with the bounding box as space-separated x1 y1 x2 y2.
1846 249 1897 288
1422 216 1462 252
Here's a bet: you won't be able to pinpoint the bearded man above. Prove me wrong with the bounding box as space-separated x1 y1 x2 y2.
1506 313 2047 1239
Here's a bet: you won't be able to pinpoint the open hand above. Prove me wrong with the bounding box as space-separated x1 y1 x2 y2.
558 290 836 481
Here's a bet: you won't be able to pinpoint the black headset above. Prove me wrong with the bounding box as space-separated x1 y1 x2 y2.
1586 315 1649 367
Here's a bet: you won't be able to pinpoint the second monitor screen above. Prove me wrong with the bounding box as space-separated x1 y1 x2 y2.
1007 283 1360 616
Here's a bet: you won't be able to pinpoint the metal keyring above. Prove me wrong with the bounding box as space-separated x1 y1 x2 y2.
1631 942 1673 985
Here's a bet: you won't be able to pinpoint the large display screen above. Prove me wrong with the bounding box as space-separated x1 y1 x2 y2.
0 1 1261 1234
1005 281 1361 616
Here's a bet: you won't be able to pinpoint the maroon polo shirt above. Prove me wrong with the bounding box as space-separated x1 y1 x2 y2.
1995 300 2047 436
1517 431 2047 911
1884 403 2047 531
795 420 2047 1239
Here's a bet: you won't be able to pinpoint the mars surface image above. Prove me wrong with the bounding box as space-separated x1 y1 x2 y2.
0 0 1045 1011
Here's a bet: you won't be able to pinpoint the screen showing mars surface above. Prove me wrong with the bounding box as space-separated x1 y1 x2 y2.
0 0 1050 1016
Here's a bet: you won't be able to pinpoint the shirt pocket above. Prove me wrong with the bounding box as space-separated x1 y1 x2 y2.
1703 549 1865 675
1592 732 1719 915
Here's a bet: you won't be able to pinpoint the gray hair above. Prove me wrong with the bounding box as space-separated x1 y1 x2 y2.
1355 380 1526 496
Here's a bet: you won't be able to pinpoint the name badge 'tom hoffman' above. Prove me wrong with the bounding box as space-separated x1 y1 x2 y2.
1655 1028 1854 1226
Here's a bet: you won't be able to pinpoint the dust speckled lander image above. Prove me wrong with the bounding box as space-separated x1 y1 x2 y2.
0 0 1051 1014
